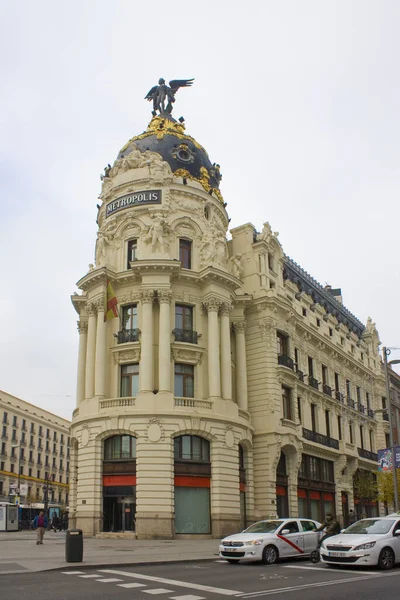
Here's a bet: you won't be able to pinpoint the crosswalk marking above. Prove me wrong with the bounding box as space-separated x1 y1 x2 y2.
169 596 206 600
282 565 378 575
117 583 147 588
143 589 173 595
62 571 85 575
99 569 241 596
97 578 123 583
79 574 102 578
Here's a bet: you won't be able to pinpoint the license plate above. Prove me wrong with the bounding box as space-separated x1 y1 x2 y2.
329 551 346 557
225 548 237 552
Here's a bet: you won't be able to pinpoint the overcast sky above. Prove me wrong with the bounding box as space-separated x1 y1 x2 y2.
1 1 399 420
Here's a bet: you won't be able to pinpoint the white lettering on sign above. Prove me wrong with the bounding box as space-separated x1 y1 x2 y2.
106 190 161 217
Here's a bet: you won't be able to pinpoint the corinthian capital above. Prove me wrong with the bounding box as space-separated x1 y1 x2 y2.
202 297 222 313
77 319 88 335
158 289 172 304
86 302 97 316
220 302 233 317
233 320 247 333
140 289 154 304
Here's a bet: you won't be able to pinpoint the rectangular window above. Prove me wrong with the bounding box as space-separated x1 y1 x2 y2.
37 452 41 464
2 412 7 424
10 463 14 473
311 404 317 432
356 386 361 403
39 426 42 436
329 328 333 337
366 392 370 410
46 429 50 439
60 434 64 444
28 468 32 477
334 372 340 392
53 431 57 442
12 415 17 427
322 365 328 385
2 426 6 437
175 304 193 331
174 363 194 398
120 363 139 397
46 441 49 451
385 432 390 448
22 419 26 430
30 423 35 433
282 386 292 420
12 430 16 441
122 304 138 330
19 465 23 476
349 422 354 444
127 239 138 268
338 416 342 440
369 430 374 452
29 450 33 462
325 410 330 438
308 356 314 378
11 446 16 458
21 432 25 443
1 442 5 454
346 379 351 399
38 439 42 449
179 239 192 269
277 332 289 357
294 348 300 369
297 397 302 423
53 443 56 453
52 457 56 468
360 425 364 449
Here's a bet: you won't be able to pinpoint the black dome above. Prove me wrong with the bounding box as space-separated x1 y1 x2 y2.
118 116 222 200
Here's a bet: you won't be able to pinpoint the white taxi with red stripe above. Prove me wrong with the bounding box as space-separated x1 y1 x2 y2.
219 518 321 564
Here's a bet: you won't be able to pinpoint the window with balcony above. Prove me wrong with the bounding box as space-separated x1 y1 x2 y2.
311 404 317 432
12 415 17 427
127 239 137 268
46 441 49 452
10 463 14 473
277 332 293 369
46 429 50 439
37 452 41 465
174 305 197 343
297 397 302 423
282 386 292 420
174 363 194 398
60 434 64 444
11 430 16 441
120 363 139 397
179 239 192 269
30 423 35 433
53 443 56 453
52 457 56 468
22 419 26 431
118 304 139 343
1 442 6 455
2 425 6 438
325 410 331 438
28 468 32 477
29 450 33 462
349 422 354 444
359 426 364 449
338 416 342 440
53 431 57 442
369 430 374 452
21 432 25 444
11 447 16 458
39 426 43 436
2 412 7 424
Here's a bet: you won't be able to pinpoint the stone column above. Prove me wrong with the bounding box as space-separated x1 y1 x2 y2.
259 253 267 287
140 290 154 392
94 297 107 398
85 303 97 399
220 302 232 400
234 321 248 411
76 320 88 406
203 298 221 399
158 290 172 392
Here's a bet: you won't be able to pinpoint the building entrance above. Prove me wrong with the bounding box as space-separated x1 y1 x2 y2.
103 496 136 532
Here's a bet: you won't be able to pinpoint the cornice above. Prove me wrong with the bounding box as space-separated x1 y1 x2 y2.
130 259 182 276
197 266 242 291
76 267 109 293
71 293 88 315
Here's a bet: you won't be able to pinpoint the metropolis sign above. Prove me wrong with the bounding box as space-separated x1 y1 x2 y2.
106 190 161 217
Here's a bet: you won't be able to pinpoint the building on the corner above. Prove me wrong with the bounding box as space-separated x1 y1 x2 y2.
70 112 390 538
0 390 70 510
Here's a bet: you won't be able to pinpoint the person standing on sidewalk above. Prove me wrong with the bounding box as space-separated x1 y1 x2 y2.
33 511 48 545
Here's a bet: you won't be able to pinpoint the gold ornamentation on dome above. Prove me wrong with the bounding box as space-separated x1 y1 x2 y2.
173 167 224 203
121 116 205 152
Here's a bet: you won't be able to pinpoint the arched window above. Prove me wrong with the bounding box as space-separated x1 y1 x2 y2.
174 435 210 462
104 435 136 461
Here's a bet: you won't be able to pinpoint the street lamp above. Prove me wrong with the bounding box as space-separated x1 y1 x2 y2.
382 347 400 513
42 473 53 517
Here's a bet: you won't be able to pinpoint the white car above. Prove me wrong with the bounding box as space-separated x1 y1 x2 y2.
219 518 321 564
320 516 400 569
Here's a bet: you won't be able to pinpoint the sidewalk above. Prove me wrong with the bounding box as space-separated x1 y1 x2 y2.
0 531 220 575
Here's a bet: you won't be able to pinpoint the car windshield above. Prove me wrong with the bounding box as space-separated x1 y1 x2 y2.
244 520 284 534
343 519 395 535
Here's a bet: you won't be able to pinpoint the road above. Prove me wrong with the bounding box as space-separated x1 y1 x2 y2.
2 559 400 600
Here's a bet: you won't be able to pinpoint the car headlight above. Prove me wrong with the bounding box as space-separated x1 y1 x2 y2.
353 541 376 551
248 539 263 545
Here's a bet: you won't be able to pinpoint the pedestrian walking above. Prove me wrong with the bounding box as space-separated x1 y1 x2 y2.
33 511 48 545
348 509 357 525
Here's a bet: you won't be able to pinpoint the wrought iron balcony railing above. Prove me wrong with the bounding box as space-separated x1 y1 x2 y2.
357 403 365 414
347 397 355 409
278 354 295 370
309 376 319 390
302 427 339 450
335 391 344 403
117 328 140 344
323 384 332 397
383 412 389 421
367 408 375 418
357 448 378 462
173 329 198 344
297 370 305 382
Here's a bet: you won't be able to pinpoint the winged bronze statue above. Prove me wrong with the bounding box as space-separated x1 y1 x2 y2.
145 78 194 116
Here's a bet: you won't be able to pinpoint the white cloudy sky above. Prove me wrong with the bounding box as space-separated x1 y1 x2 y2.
1 1 399 420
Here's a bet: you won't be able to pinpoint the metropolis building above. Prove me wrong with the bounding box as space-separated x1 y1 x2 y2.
70 98 390 538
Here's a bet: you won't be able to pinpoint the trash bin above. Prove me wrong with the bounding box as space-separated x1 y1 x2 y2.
65 529 83 562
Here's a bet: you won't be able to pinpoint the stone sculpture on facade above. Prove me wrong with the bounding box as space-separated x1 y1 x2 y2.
143 213 170 253
229 254 243 278
145 78 194 116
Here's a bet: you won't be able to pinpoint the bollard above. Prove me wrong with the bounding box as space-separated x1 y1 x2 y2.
65 529 83 562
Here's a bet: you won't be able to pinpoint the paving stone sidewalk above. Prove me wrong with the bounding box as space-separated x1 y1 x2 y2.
0 531 220 575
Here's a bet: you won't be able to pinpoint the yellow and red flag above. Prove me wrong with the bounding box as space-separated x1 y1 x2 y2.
104 279 118 321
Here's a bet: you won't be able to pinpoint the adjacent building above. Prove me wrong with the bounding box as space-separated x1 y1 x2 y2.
70 112 390 538
0 390 70 509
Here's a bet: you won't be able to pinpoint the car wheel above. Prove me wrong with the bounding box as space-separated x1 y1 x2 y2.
226 559 240 564
378 547 395 570
262 545 279 565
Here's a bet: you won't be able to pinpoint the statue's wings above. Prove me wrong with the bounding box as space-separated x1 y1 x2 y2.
169 79 195 94
144 85 158 101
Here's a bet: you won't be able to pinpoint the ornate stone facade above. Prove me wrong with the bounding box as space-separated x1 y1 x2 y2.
70 115 390 538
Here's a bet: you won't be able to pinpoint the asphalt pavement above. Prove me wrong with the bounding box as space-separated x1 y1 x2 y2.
2 559 400 600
